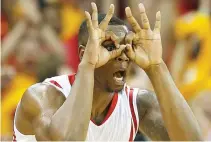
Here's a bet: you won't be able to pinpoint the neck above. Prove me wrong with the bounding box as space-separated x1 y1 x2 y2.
91 86 114 119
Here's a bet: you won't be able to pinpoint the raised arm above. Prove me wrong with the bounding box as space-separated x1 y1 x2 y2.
48 3 127 140
125 3 202 141
16 64 96 141
146 61 202 140
16 3 126 141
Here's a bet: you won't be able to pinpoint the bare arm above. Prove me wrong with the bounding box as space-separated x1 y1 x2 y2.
16 64 94 141
49 63 95 140
49 3 122 140
17 64 94 141
137 90 170 141
16 84 66 140
125 3 202 140
145 61 202 140
18 3 123 141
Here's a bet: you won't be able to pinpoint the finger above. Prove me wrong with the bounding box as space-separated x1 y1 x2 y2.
125 44 135 61
85 11 93 34
125 31 135 45
105 31 119 47
109 45 126 59
153 11 161 33
100 32 106 43
125 7 142 33
99 4 114 31
138 3 150 30
91 2 98 28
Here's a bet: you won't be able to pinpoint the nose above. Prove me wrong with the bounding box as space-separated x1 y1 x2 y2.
116 52 129 62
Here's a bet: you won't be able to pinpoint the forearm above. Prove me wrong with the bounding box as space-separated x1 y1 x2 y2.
49 63 95 140
145 60 202 141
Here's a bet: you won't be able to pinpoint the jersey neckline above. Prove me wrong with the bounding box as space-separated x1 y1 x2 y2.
90 92 119 126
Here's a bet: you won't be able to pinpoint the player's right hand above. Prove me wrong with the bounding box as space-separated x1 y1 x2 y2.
81 3 126 68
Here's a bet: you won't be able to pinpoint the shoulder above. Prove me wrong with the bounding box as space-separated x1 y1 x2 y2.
43 74 75 97
136 89 158 108
43 74 72 87
19 83 66 118
15 83 66 134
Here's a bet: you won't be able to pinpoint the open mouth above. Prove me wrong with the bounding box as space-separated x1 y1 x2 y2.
113 70 126 85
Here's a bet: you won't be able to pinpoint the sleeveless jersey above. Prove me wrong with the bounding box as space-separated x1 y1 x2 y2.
13 74 140 141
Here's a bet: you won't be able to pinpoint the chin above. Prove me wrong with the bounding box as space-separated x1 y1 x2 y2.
114 87 124 92
106 84 124 93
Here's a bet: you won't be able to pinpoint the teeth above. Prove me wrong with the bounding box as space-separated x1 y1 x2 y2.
114 76 123 81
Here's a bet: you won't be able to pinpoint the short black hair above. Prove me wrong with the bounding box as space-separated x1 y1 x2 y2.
78 14 126 46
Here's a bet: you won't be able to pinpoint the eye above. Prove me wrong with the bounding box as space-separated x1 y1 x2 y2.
105 44 116 51
102 40 116 51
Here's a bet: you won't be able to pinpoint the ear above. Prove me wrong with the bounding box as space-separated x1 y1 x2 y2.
79 45 85 60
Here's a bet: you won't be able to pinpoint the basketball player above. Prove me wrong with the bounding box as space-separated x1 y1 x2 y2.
13 3 202 141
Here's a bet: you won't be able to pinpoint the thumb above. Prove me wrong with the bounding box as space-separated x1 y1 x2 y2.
109 45 126 59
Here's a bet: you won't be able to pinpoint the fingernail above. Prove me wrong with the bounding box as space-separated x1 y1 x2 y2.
109 4 114 13
125 7 130 10
110 4 114 8
125 7 130 11
125 7 131 15
138 3 145 12
156 11 161 19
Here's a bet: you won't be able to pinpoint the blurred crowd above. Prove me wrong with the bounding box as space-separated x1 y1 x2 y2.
1 0 211 141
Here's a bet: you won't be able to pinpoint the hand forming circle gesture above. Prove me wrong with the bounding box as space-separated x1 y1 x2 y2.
125 3 162 70
82 3 126 68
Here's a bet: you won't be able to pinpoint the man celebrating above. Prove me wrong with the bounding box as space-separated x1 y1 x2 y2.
13 3 202 141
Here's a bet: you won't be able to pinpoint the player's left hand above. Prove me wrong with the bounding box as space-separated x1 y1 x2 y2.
125 3 162 70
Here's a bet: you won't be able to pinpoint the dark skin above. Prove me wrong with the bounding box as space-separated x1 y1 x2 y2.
15 3 202 141
15 25 169 140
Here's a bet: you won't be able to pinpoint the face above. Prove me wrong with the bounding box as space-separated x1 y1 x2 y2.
80 25 130 92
